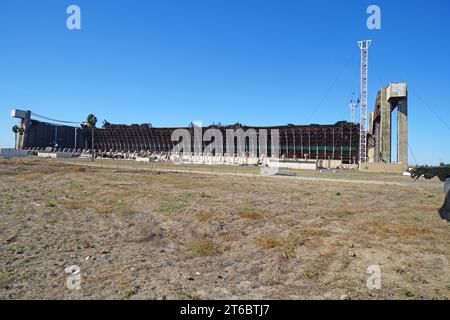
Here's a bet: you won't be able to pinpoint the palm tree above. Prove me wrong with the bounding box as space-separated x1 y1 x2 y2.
18 128 26 149
11 125 19 148
83 114 97 159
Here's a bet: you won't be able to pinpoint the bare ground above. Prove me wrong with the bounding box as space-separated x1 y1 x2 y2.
0 158 449 300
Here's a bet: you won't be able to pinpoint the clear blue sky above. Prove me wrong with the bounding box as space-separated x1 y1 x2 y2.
1 0 449 165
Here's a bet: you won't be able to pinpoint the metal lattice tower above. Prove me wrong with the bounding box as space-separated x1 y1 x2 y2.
358 40 371 163
349 95 357 123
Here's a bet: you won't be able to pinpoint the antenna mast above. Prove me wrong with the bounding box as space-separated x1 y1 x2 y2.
358 40 371 164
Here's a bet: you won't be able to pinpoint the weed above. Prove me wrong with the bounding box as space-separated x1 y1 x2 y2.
68 183 81 191
396 267 406 274
175 284 198 299
45 200 56 208
123 287 138 299
400 288 415 298
188 238 219 256
280 236 306 258
0 272 10 288
158 201 186 213
304 268 324 280
330 210 352 217
7 243 25 255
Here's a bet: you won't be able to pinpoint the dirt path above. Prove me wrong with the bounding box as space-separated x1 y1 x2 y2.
61 159 441 189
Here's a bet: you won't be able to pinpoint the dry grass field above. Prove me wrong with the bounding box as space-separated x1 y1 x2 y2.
0 158 449 299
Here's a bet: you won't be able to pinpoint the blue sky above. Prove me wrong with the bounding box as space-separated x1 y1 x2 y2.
1 0 449 164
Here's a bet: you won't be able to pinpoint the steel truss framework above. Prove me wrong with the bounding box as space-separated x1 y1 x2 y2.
85 122 360 163
22 120 360 163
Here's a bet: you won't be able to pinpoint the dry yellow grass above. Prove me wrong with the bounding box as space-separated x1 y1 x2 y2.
196 211 214 222
61 201 87 210
259 236 281 249
188 238 220 256
72 166 87 173
96 205 114 214
238 209 263 220
365 221 437 238
22 171 42 181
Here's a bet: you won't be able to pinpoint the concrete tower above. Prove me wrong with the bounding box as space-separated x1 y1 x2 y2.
11 109 31 149
369 83 408 165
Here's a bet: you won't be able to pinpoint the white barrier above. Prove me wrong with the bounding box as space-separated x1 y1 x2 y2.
168 153 317 169
37 152 73 159
0 148 29 157
267 160 317 170
135 157 150 163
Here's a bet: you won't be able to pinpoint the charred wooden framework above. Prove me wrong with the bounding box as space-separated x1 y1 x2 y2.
88 122 360 163
22 120 360 163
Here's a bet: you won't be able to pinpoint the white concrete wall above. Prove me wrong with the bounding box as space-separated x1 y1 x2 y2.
0 148 29 157
167 153 340 170
152 153 350 170
317 159 343 169
38 152 73 159
268 160 317 170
